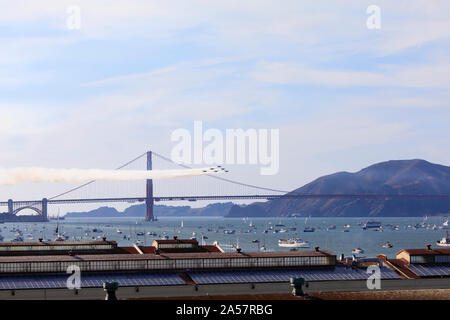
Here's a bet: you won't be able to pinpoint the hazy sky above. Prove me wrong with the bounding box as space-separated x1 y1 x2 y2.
0 0 449 205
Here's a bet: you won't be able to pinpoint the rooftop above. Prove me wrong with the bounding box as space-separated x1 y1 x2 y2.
396 248 450 256
0 240 117 247
0 248 335 263
153 239 198 244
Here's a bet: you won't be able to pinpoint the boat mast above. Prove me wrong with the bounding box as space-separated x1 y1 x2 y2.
55 209 60 235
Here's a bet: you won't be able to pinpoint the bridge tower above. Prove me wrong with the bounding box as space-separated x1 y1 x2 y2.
7 199 13 215
42 198 48 221
145 151 154 221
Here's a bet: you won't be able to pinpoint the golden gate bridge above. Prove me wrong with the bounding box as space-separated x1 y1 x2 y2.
1 150 450 222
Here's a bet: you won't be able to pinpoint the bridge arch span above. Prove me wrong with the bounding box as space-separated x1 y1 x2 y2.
13 206 43 216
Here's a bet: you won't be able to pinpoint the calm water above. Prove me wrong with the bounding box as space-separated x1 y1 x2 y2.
2 216 449 258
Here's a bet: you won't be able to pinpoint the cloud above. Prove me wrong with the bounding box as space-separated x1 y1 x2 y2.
251 61 450 88
1 0 450 56
1 0 449 203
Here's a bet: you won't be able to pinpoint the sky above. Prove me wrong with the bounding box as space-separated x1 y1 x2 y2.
0 0 449 209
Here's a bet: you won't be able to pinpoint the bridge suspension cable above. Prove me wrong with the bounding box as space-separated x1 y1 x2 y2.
50 149 292 200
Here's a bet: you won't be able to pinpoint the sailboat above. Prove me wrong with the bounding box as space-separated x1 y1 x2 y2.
54 210 65 242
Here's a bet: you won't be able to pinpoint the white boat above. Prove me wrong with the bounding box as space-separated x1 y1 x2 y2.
344 224 351 228
352 248 364 254
223 229 235 235
437 231 450 247
443 220 449 227
54 234 65 242
278 238 310 248
363 221 381 229
382 242 393 248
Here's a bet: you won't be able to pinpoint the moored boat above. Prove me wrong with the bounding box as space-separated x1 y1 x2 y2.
275 221 285 227
437 231 450 247
363 221 382 229
278 238 310 248
382 242 393 248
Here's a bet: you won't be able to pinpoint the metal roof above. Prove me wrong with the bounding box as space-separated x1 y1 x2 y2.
396 248 450 256
0 249 335 263
406 263 450 277
0 272 185 290
0 240 117 247
188 266 401 284
153 239 198 244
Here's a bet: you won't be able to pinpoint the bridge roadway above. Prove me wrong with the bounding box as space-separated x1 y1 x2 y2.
1 193 450 207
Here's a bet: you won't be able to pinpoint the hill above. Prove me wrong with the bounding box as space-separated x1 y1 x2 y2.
226 159 450 217
65 202 234 218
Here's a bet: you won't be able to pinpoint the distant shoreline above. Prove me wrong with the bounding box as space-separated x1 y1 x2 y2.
60 215 449 219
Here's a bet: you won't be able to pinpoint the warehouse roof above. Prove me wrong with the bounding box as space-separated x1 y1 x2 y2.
0 240 117 247
397 248 450 256
0 248 335 263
